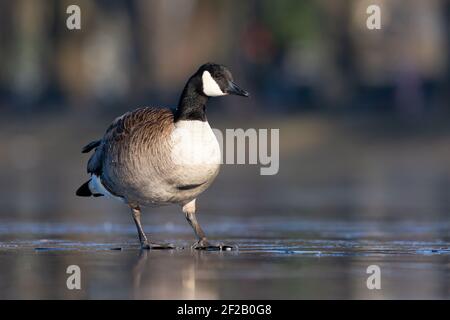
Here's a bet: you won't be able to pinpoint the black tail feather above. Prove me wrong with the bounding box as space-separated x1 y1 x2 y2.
76 180 92 197
82 140 101 153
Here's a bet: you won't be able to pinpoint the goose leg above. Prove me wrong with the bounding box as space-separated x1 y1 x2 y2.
130 205 174 250
182 200 235 251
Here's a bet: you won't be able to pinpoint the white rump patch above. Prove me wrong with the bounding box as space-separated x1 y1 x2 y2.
89 175 123 202
202 71 226 97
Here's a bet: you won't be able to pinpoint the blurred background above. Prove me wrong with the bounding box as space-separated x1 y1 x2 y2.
0 0 449 220
0 0 449 299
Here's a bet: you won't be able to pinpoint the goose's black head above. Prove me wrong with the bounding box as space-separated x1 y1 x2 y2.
196 63 249 98
176 63 249 122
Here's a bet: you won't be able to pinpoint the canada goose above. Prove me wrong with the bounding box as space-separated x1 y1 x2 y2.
76 63 249 250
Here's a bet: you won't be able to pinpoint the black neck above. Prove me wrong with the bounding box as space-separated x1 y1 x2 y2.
174 76 209 122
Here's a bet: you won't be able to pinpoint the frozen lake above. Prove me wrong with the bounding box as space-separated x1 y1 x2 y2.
0 215 448 299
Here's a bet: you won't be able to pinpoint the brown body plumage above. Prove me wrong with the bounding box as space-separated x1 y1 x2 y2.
83 107 219 206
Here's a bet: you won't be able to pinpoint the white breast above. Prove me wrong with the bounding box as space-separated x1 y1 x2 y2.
170 120 221 166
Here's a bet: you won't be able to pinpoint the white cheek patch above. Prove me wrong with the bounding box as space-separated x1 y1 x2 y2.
202 71 226 97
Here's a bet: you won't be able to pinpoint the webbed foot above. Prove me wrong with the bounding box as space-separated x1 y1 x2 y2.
141 241 175 250
192 239 236 251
